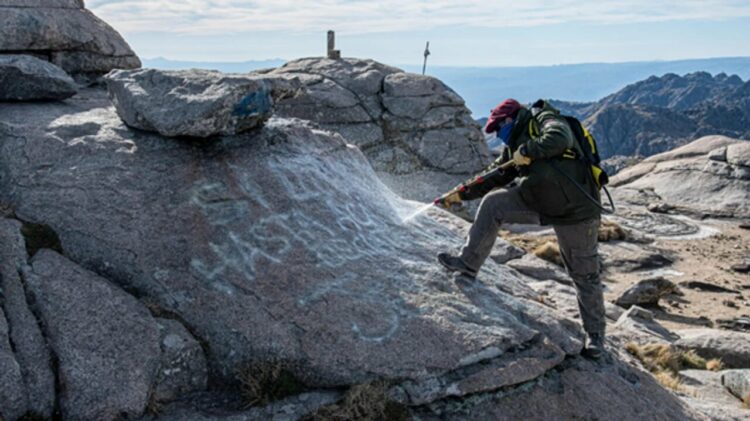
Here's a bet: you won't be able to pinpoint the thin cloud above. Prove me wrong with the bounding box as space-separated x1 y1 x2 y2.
89 0 750 34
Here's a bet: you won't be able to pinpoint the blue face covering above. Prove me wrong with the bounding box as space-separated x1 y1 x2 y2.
497 119 516 145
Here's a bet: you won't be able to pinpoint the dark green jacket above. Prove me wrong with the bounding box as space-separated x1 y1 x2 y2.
478 102 601 225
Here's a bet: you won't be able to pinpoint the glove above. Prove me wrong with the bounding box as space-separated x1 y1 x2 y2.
512 148 532 166
436 191 462 208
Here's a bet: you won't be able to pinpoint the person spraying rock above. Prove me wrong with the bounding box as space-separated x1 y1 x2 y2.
436 98 607 359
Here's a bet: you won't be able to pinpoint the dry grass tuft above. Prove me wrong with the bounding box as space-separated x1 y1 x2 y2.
533 241 563 266
680 350 708 370
599 219 628 242
625 342 718 392
706 359 724 372
237 359 306 408
743 394 750 409
654 370 685 392
303 381 409 421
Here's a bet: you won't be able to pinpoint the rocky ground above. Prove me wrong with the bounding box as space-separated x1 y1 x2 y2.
608 217 750 332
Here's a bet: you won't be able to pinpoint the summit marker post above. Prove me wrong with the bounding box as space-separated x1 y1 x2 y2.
327 30 341 59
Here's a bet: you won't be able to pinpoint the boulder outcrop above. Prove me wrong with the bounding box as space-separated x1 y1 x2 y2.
610 136 750 218
260 57 491 201
0 0 140 77
0 55 77 100
105 69 273 138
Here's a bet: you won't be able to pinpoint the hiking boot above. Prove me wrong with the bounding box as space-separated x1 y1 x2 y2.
437 253 477 279
583 333 605 359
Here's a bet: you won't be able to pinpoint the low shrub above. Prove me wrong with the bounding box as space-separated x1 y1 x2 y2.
533 241 563 266
599 219 627 242
303 381 409 421
237 359 306 407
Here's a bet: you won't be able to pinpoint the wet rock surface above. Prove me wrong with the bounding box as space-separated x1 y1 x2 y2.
0 0 140 76
105 69 274 138
0 54 77 100
261 57 491 201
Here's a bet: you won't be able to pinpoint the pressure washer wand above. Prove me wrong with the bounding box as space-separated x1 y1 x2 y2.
433 161 515 208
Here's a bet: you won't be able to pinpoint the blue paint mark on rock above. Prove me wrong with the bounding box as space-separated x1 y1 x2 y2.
233 88 272 118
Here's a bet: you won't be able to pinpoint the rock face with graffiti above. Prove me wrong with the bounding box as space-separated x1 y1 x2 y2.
0 74 703 418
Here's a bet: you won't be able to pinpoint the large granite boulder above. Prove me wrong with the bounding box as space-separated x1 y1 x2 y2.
0 219 55 419
0 0 140 76
611 136 750 218
0 54 77 100
0 89 584 407
0 86 710 419
105 69 273 138
261 57 491 202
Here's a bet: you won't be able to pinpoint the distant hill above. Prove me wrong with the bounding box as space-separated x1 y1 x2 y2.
141 57 286 73
405 57 750 117
550 72 750 171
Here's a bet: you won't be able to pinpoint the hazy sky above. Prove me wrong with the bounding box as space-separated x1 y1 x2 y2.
89 0 750 67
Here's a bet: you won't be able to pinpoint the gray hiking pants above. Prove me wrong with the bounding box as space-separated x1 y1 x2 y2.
459 186 605 336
